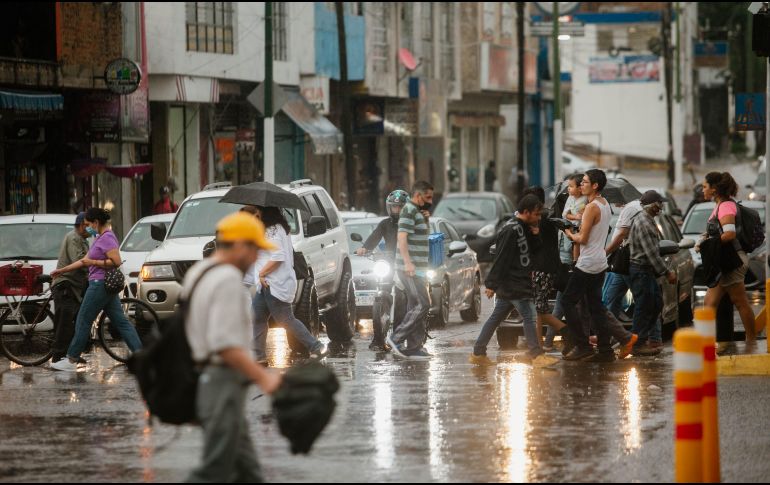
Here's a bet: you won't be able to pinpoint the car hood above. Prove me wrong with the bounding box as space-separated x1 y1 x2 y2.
121 251 152 277
451 219 496 236
144 237 212 264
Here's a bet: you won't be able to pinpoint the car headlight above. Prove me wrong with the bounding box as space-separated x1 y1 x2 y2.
426 270 437 281
477 223 496 239
749 192 757 200
373 261 391 278
140 264 175 281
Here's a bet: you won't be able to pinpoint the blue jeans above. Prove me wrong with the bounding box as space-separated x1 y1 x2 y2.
66 281 142 359
252 287 322 361
603 272 631 318
629 265 663 344
474 297 541 358
392 272 430 353
544 291 566 347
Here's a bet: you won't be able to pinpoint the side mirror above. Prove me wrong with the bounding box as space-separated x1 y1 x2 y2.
746 184 753 189
678 238 696 250
448 241 467 256
150 223 167 242
659 239 680 256
305 216 327 238
350 233 363 242
673 208 683 217
464 233 478 241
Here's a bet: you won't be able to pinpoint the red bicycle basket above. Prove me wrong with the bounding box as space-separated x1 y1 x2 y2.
0 264 43 296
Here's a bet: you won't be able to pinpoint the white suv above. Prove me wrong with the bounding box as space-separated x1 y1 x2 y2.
137 180 357 350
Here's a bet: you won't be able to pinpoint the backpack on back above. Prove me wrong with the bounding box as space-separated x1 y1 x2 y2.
127 262 222 425
736 202 765 253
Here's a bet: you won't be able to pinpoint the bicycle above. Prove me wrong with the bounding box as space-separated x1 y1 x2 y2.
0 275 160 366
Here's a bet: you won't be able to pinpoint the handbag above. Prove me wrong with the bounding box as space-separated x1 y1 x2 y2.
104 267 126 294
607 243 631 275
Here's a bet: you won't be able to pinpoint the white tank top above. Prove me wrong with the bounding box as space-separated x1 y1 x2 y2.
576 198 611 274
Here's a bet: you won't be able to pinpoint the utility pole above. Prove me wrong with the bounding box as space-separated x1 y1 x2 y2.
553 2 562 186
336 2 356 209
516 2 526 198
662 2 675 189
263 2 275 183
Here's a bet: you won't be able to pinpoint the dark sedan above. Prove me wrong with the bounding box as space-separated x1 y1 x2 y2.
433 192 515 262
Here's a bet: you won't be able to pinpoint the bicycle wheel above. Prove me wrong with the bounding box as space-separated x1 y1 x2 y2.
98 298 160 363
0 302 55 366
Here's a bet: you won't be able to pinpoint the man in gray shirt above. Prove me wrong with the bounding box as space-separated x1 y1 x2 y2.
51 212 90 363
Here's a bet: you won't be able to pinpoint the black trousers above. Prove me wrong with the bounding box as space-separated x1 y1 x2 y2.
562 268 613 352
51 283 84 360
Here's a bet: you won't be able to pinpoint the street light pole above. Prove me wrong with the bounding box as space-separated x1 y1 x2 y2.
553 2 562 185
264 2 275 183
516 2 526 197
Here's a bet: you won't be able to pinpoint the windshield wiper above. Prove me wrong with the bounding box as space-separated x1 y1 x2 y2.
441 207 467 220
458 207 485 219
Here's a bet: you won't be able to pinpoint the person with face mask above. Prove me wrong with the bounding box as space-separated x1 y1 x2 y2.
355 190 410 257
628 190 677 356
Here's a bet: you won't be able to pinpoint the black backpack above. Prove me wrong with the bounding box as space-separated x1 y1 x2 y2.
127 262 222 425
736 202 765 253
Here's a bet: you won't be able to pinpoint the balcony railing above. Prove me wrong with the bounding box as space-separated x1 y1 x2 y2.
0 57 59 88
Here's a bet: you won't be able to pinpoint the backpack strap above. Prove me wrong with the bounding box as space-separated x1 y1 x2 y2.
180 262 225 318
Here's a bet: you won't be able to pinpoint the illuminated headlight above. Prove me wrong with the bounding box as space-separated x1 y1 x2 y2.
141 264 175 281
696 290 707 299
749 192 757 200
426 270 437 280
477 223 496 239
373 261 391 278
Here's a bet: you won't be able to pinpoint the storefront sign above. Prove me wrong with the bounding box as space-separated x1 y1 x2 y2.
65 91 121 143
735 93 766 131
104 58 142 95
589 55 660 84
300 76 330 115
235 129 256 152
120 4 149 142
214 135 236 164
694 42 729 69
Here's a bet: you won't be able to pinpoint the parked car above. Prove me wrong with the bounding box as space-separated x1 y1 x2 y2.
120 213 175 297
747 170 766 202
138 180 357 350
340 211 379 223
0 214 78 332
637 186 684 225
682 200 766 294
562 151 596 175
433 192 515 262
345 216 482 328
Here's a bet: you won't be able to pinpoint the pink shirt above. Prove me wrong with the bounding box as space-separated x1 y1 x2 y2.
709 200 738 222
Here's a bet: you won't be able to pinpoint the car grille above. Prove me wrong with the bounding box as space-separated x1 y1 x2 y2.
175 261 197 281
355 278 372 290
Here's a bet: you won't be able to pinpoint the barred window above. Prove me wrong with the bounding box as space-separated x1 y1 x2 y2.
186 2 234 54
370 4 390 74
500 2 514 44
440 3 455 82
421 2 434 78
482 2 497 41
273 2 288 61
401 3 414 53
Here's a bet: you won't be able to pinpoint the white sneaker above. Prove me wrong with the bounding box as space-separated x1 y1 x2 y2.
386 335 406 358
51 359 79 372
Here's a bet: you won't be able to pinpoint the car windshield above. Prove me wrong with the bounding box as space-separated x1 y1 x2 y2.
434 198 498 221
345 222 380 250
0 223 74 260
168 197 299 239
122 222 170 252
683 206 766 234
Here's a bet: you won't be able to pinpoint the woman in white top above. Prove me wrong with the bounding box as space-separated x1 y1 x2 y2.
250 206 326 363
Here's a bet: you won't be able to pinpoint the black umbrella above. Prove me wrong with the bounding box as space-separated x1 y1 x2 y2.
219 181 307 212
554 177 642 206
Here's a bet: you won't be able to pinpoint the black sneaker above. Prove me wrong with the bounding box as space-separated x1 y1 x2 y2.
563 346 595 361
582 351 616 363
308 345 329 360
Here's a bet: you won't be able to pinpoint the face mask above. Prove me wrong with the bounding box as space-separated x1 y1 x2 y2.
86 227 98 237
390 214 400 222
420 202 432 212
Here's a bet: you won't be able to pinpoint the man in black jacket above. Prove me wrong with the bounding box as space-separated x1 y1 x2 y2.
470 194 560 367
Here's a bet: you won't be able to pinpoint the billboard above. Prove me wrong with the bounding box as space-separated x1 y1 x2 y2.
589 55 660 84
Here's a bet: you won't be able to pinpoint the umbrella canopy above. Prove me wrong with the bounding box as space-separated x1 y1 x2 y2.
219 181 307 212
554 177 642 206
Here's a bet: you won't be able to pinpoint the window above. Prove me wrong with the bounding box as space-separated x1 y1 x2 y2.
317 192 340 228
443 222 462 242
400 3 414 53
186 2 234 54
597 29 614 52
628 25 659 53
370 4 391 74
421 3 434 78
273 2 288 61
440 3 456 82
482 2 497 41
324 2 362 15
500 2 514 44
302 194 327 230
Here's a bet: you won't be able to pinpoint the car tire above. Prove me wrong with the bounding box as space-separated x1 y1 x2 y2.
325 269 356 343
460 274 482 322
289 278 319 354
496 326 519 350
428 279 450 330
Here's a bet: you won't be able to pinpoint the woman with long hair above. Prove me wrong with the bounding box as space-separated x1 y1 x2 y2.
51 207 142 371
701 172 757 345
248 206 326 362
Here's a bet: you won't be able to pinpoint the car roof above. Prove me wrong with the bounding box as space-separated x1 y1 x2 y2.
185 183 328 202
344 216 387 226
0 214 76 224
134 213 175 224
440 192 505 200
688 200 765 211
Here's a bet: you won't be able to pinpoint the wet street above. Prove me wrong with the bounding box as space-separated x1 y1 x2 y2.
1 294 769 483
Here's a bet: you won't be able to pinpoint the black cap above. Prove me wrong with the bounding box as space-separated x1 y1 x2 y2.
640 190 666 205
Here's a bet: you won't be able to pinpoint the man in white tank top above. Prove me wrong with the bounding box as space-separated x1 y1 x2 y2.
561 170 638 362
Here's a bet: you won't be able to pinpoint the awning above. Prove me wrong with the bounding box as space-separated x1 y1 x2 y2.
281 91 342 155
105 164 153 178
0 90 63 112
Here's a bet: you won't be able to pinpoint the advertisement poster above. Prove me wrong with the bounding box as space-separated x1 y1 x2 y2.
589 55 660 84
65 90 121 143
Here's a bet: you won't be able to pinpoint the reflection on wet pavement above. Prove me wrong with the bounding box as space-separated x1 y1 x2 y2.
0 300 768 482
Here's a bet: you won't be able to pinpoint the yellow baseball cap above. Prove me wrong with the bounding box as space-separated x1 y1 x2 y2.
216 212 276 250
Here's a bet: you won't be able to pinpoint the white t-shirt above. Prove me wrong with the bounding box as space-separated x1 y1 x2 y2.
576 199 612 274
611 200 643 241
251 225 297 303
184 259 253 364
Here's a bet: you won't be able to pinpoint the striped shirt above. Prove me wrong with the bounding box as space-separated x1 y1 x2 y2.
395 201 430 276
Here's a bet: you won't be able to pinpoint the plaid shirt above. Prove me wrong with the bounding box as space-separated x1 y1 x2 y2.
629 210 668 276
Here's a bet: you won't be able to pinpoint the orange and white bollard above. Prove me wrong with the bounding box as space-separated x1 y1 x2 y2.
694 307 720 483
674 328 704 483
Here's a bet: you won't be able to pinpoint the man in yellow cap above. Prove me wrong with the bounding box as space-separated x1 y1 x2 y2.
184 212 281 482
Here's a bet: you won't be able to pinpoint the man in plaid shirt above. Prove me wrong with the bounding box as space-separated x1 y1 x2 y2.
628 190 677 356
